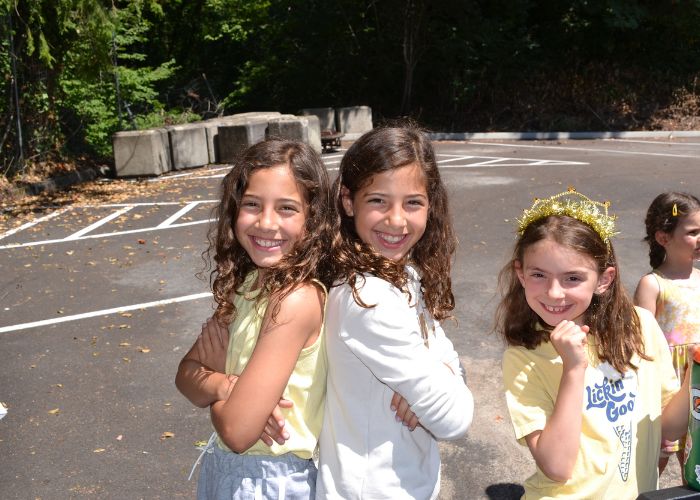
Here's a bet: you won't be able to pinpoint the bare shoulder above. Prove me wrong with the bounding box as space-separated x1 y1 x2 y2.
635 273 660 297
634 273 660 311
278 282 325 308
268 282 325 325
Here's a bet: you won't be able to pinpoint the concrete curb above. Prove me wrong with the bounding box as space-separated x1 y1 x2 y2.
428 130 700 141
10 165 110 197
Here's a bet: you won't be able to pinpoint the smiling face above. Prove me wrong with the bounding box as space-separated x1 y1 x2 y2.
341 162 429 261
516 238 615 327
657 209 700 266
234 164 307 273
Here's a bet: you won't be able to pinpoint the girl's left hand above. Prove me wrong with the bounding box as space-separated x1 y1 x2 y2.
391 392 421 431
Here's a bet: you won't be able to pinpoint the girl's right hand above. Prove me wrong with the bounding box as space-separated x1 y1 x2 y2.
550 320 590 371
195 316 229 373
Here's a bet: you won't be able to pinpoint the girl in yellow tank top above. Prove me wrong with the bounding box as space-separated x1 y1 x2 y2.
175 138 333 499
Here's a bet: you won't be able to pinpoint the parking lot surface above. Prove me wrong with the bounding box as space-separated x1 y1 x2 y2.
1 137 698 498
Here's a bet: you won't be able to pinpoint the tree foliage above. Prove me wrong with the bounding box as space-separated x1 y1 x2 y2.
2 0 700 180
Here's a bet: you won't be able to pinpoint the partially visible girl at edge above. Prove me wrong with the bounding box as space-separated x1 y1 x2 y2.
175 138 333 499
317 123 474 500
497 189 691 499
634 192 700 477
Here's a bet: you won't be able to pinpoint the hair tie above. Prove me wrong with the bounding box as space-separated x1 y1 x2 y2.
516 186 617 244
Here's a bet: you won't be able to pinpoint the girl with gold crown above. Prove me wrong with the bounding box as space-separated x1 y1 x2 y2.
496 188 692 498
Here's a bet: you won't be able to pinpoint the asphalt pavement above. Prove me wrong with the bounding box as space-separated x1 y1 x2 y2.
1 137 699 499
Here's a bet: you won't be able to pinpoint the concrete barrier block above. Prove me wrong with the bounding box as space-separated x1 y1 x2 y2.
267 115 322 155
304 115 322 154
112 128 171 177
336 106 373 138
299 107 336 132
204 116 246 164
166 122 209 170
231 111 282 120
267 116 307 142
217 119 269 164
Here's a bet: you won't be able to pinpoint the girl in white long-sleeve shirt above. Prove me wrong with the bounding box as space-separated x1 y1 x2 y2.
317 123 474 500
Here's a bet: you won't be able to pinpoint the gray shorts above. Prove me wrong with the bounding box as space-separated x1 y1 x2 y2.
197 445 317 500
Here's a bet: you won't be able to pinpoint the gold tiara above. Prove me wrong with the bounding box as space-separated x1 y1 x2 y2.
517 187 617 243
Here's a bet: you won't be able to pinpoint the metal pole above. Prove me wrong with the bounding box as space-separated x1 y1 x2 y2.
112 29 123 130
8 11 24 168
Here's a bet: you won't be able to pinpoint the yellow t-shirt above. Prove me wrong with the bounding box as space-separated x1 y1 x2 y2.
502 307 679 499
216 271 327 459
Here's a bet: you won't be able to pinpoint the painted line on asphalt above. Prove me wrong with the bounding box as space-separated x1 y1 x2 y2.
0 207 70 241
325 155 588 172
157 201 202 228
0 218 215 250
65 205 134 240
0 201 220 250
0 292 213 334
147 166 233 182
603 138 700 147
467 141 699 159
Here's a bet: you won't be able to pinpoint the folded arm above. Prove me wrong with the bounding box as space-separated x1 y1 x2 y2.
212 283 324 453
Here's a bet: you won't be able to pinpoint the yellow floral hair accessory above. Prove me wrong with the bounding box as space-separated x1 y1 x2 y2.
517 187 618 243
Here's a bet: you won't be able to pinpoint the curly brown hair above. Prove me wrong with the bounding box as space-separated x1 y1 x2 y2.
205 138 332 323
643 191 700 268
495 215 648 374
330 123 456 321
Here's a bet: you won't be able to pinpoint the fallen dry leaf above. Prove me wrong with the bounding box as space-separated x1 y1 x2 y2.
93 448 105 453
137 347 151 353
48 408 60 415
161 431 175 440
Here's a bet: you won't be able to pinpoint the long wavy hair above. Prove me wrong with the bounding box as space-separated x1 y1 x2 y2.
495 215 648 374
205 138 332 323
330 123 456 321
643 191 700 268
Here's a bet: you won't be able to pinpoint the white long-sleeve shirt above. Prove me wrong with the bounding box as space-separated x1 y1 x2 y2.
317 267 474 499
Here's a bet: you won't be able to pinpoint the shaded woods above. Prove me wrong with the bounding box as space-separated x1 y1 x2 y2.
2 0 700 181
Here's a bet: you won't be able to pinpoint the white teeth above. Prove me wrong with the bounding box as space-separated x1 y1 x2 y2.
378 233 405 243
253 237 283 248
544 305 568 313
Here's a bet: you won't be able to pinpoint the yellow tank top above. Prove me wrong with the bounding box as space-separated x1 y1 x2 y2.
216 271 327 459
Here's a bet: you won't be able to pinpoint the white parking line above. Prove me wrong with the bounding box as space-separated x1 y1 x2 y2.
604 138 700 146
0 201 220 250
468 141 700 159
0 218 216 250
147 166 233 182
157 201 201 228
437 156 475 163
65 205 134 240
0 292 213 334
0 207 70 241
